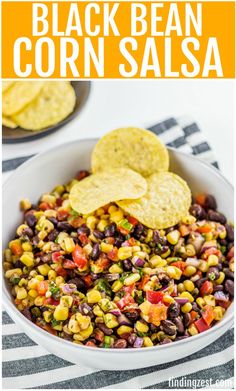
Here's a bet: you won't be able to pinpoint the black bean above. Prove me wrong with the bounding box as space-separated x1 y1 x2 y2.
14 260 25 268
208 210 226 224
22 227 34 238
158 273 170 285
206 267 220 280
90 272 98 281
57 222 73 232
173 317 184 334
93 230 105 240
167 302 180 319
176 335 189 341
204 195 217 210
98 323 113 335
223 268 234 280
219 239 227 246
133 223 144 239
21 308 32 321
191 303 201 315
25 213 37 227
182 313 191 328
67 278 86 292
128 333 137 346
32 235 40 246
225 224 234 242
123 259 132 271
161 320 177 336
153 230 167 245
114 235 124 248
47 217 58 226
189 204 207 220
104 223 116 237
213 285 224 293
113 339 127 348
91 243 100 260
77 224 90 236
124 309 139 322
224 279 234 297
195 277 208 289
48 229 59 242
160 338 172 344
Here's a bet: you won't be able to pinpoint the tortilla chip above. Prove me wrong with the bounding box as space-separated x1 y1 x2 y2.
2 81 15 93
2 116 18 129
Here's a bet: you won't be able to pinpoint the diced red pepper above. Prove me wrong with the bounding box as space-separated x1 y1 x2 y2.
69 217 86 228
197 225 212 234
194 317 210 332
203 247 221 259
179 225 190 236
39 202 51 211
85 341 96 347
171 261 187 272
138 275 150 290
190 310 199 322
75 170 89 181
117 226 130 235
227 246 234 260
202 305 214 326
123 284 135 295
63 260 77 269
127 216 138 226
195 194 206 206
78 232 89 246
117 294 135 309
56 197 63 207
72 245 88 270
146 290 164 304
44 297 60 306
82 274 93 287
95 255 110 271
52 251 63 263
200 281 213 296
10 242 23 256
57 209 69 221
36 281 49 296
148 303 167 326
107 247 118 261
105 237 115 245
55 265 68 278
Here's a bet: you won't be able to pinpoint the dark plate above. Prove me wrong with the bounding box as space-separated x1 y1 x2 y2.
2 81 91 144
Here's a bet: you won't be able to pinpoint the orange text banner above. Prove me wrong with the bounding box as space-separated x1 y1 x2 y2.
1 1 235 78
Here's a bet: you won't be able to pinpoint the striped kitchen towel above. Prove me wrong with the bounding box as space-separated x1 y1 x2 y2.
2 117 234 389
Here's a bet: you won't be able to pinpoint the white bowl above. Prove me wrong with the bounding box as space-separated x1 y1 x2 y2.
2 139 234 370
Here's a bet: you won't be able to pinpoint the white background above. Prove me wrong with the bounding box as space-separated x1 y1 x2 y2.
3 79 234 183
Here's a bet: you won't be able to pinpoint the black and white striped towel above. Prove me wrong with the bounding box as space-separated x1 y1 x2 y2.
2 117 234 389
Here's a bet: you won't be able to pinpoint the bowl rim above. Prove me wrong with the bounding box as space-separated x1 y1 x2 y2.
2 138 234 354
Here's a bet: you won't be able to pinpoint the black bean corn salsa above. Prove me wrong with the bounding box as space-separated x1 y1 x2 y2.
4 170 234 349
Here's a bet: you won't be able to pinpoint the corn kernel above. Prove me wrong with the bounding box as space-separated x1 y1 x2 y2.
74 324 93 341
149 255 166 268
180 291 194 303
54 305 69 321
100 242 113 253
108 205 118 214
177 283 185 293
215 271 225 285
87 290 102 303
185 244 196 257
110 210 124 223
34 296 45 306
139 301 152 315
183 280 195 292
145 229 153 243
166 266 182 280
207 254 219 266
135 320 149 333
143 337 153 347
96 207 105 216
38 264 51 276
198 260 208 272
163 294 175 304
117 325 133 336
104 313 119 328
55 276 65 286
60 295 73 308
63 237 76 253
124 273 141 286
28 289 38 298
196 297 205 308
93 305 104 317
35 275 44 281
166 230 180 245
188 324 199 336
5 268 22 279
43 311 52 323
16 224 28 236
161 248 171 258
20 252 34 267
219 228 226 239
20 199 32 211
182 215 196 225
41 194 56 205
97 219 108 232
36 216 54 233
98 298 116 312
204 295 216 306
48 270 57 280
109 264 123 274
18 278 27 287
184 265 197 277
181 302 193 313
118 247 133 260
22 242 33 252
68 318 80 333
86 216 98 230
213 306 225 320
16 287 27 300
112 280 123 292
4 249 12 263
76 313 91 330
